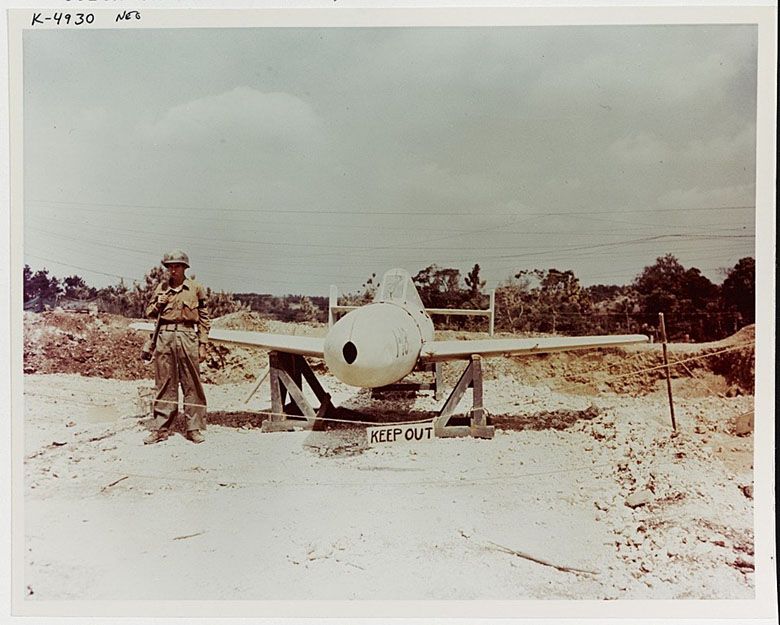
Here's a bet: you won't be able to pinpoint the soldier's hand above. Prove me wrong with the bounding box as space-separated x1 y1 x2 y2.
140 338 155 362
199 344 207 362
156 293 171 308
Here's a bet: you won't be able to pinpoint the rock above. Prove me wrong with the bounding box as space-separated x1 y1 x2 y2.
625 489 654 509
725 385 741 398
731 557 754 572
734 412 753 436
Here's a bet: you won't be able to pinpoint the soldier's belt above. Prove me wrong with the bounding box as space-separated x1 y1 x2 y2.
158 321 196 331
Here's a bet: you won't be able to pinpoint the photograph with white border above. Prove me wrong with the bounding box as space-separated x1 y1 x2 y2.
4 1 777 623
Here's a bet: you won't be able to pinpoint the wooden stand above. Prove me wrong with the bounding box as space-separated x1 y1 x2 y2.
260 351 492 439
433 355 494 439
261 351 332 432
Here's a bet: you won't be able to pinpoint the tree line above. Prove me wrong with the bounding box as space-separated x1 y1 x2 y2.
410 255 753 341
22 264 249 320
23 253 754 341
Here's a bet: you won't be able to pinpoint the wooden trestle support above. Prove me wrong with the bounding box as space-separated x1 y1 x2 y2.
432 354 494 439
260 351 493 439
260 351 333 432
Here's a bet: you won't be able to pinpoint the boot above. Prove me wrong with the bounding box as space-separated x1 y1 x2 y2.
186 429 205 444
144 429 169 445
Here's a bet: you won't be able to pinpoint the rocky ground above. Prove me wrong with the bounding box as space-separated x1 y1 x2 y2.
20 311 756 603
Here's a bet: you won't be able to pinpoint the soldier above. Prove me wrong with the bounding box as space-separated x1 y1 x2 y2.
143 250 211 444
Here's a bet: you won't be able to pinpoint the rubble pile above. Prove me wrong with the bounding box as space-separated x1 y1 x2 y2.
569 397 755 596
23 311 148 380
22 310 320 384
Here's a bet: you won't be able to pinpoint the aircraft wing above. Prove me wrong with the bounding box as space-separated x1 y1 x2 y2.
129 322 325 358
420 334 649 363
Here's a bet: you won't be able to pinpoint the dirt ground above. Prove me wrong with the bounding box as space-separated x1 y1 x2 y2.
20 311 756 604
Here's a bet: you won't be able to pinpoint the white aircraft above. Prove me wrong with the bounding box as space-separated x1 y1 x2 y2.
133 268 648 438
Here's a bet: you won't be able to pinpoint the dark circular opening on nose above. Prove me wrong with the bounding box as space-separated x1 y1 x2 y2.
342 341 358 364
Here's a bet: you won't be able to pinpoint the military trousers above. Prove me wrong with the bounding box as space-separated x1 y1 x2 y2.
152 327 207 432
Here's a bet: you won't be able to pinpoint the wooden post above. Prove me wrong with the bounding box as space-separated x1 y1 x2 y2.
269 352 284 416
328 285 338 328
658 313 677 431
468 355 494 439
489 290 496 336
470 355 484 424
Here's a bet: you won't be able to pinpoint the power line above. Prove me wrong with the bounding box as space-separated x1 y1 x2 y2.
26 211 749 245
24 247 752 297
24 254 142 282
25 222 753 260
24 227 752 289
25 213 543 252
27 197 756 217
22 251 373 291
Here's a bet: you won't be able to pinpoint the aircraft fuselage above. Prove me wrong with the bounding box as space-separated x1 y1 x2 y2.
323 301 434 388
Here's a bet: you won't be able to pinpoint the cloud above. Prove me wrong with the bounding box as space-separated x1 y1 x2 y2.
682 124 755 164
523 28 754 125
137 87 324 154
656 183 756 210
608 132 668 164
645 51 747 105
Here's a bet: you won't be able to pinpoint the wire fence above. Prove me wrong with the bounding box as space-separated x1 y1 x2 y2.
25 338 755 430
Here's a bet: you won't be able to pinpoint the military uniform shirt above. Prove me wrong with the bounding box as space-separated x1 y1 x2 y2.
146 277 211 345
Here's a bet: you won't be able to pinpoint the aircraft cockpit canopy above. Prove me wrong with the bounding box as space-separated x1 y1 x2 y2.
375 268 424 310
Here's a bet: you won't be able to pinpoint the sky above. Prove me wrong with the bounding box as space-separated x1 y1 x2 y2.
21 21 758 296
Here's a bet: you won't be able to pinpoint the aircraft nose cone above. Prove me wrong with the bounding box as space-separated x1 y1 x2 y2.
323 303 423 388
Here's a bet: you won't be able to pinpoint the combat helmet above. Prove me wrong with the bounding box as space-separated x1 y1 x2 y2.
162 249 190 268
